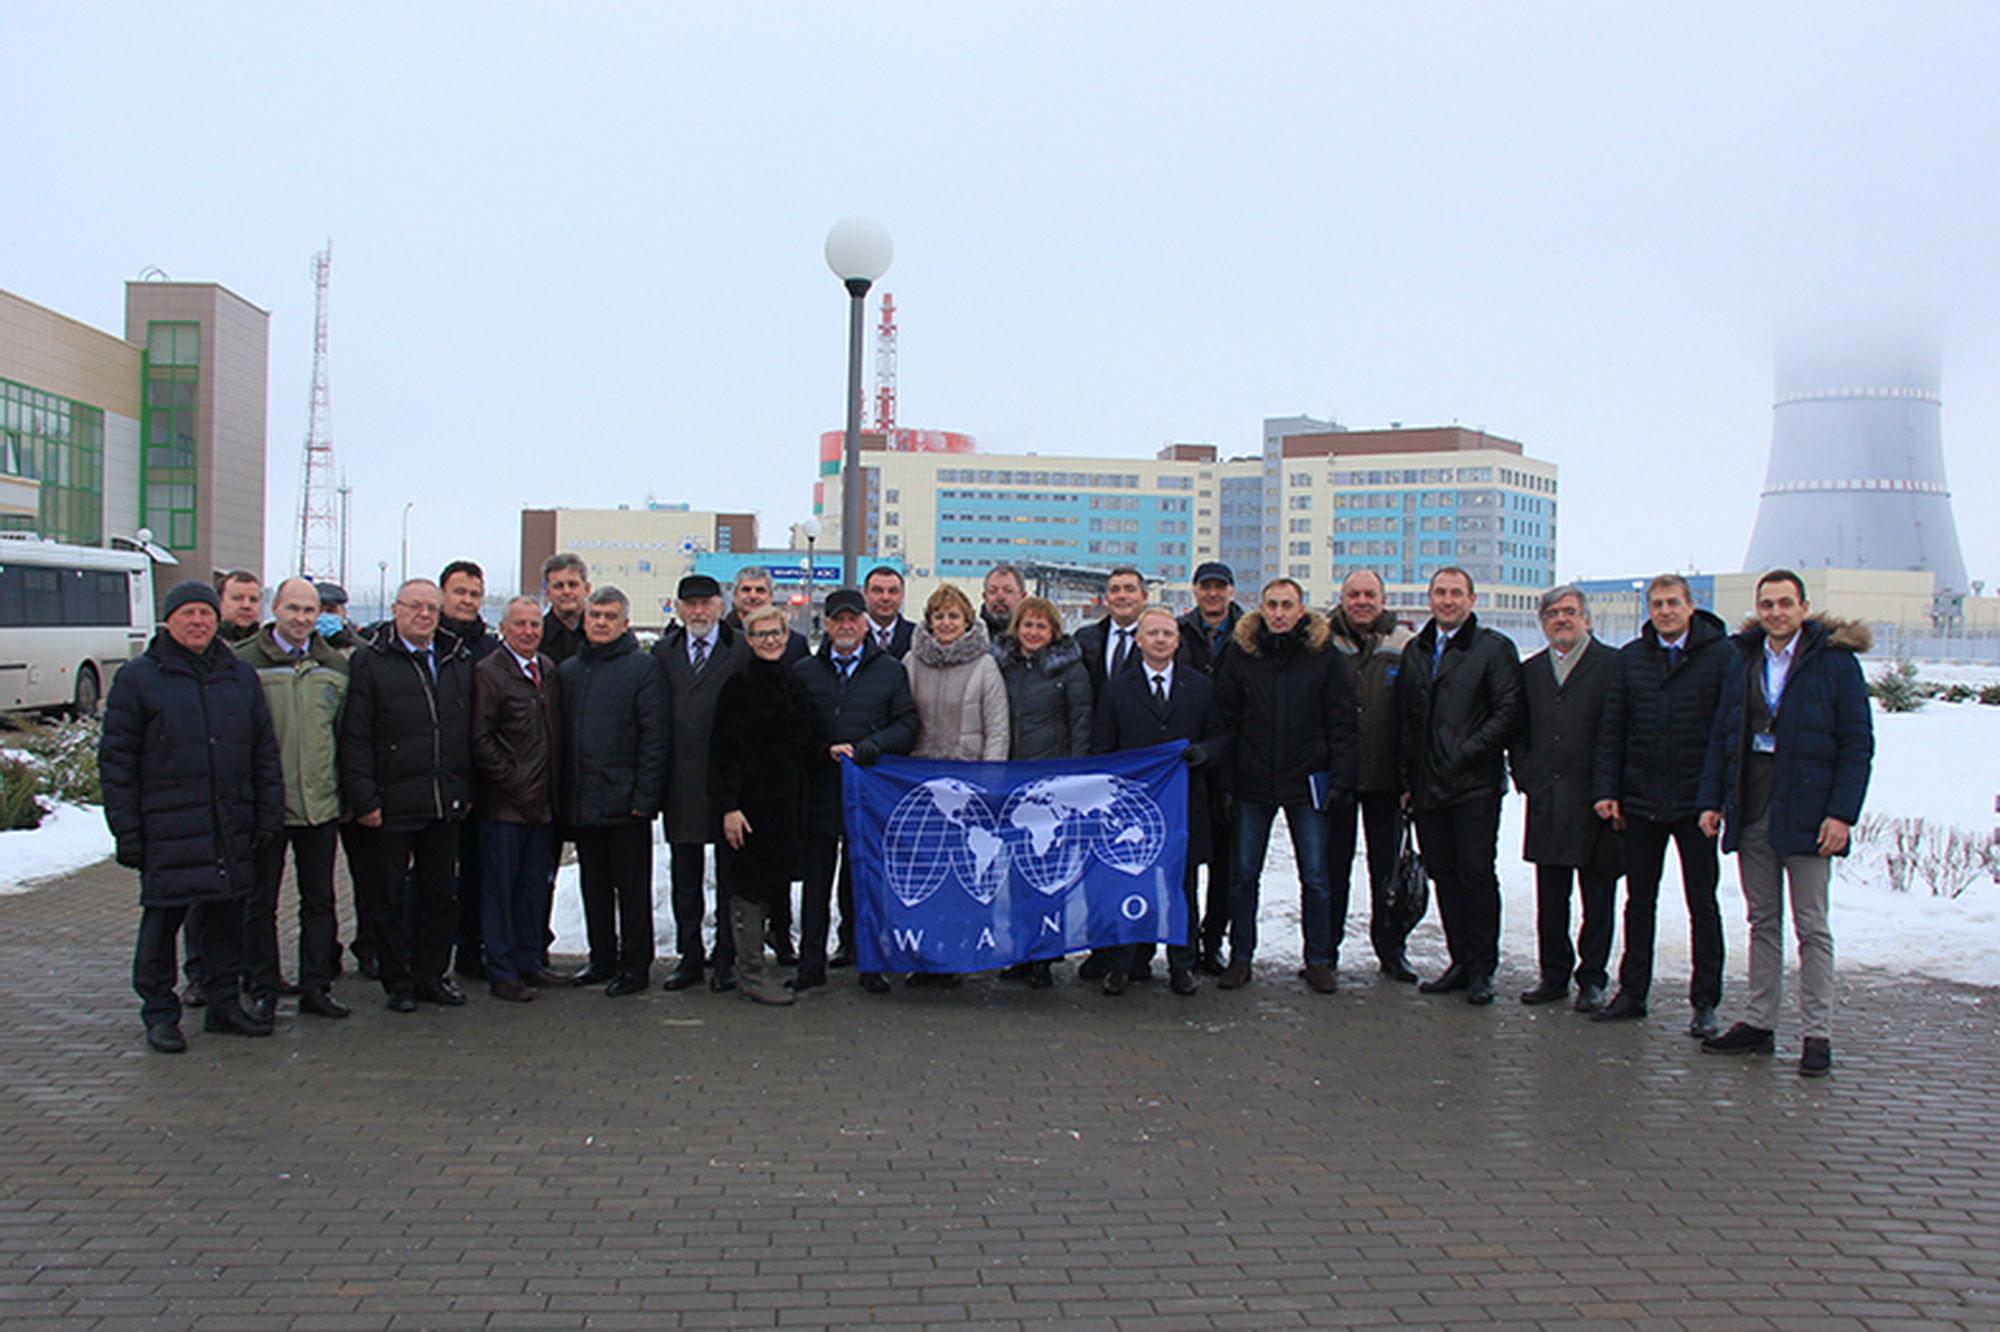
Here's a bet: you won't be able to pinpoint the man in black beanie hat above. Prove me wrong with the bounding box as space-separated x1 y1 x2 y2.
101 580 284 1052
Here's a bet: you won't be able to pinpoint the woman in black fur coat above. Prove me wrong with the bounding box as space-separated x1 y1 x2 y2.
709 606 819 1004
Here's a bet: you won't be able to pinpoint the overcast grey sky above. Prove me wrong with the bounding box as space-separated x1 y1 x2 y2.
10 1 1999 597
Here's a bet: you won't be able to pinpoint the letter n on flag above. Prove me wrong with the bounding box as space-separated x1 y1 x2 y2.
842 742 1189 975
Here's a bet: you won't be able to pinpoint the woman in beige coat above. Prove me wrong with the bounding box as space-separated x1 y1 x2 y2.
906 583 1010 763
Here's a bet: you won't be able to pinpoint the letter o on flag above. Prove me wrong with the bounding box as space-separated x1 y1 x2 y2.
1121 895 1149 921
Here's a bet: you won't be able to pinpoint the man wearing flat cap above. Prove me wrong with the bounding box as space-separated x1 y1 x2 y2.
651 573 750 992
793 586 918 992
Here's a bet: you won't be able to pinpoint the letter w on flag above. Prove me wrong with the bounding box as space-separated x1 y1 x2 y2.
842 742 1188 974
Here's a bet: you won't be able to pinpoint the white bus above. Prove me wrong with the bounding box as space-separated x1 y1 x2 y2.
0 533 168 717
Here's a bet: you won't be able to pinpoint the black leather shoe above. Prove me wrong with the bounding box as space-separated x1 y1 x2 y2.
1379 956 1419 983
1687 1004 1721 1039
355 949 382 981
659 962 703 992
570 967 615 987
1799 1037 1833 1078
604 974 649 998
1520 980 1568 1005
1029 961 1053 990
1419 965 1468 994
828 949 856 969
146 1022 187 1053
790 967 827 991
1195 952 1227 977
709 963 738 993
1591 991 1648 1023
1703 1022 1775 1055
1574 983 1607 1013
204 1006 274 1036
386 993 419 1013
244 992 276 1024
998 962 1034 981
1465 974 1496 1005
298 989 351 1019
859 972 891 993
415 978 468 1007
1077 950 1112 980
488 980 535 1003
1101 968 1130 996
1169 968 1198 996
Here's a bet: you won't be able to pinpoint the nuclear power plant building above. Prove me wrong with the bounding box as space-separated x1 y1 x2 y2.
1744 339 1968 611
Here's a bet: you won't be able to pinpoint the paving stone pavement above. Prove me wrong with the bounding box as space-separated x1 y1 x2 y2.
3 856 1997 1331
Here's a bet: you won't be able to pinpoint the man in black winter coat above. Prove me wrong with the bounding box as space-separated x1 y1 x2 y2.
1175 561 1242 971
1213 578 1359 994
435 559 498 982
1398 566 1524 1006
1509 585 1620 1012
340 578 476 1013
558 588 671 997
102 580 284 1053
1590 573 1732 1036
792 588 919 992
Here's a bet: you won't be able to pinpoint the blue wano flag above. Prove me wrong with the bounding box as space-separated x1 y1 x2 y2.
842 741 1189 974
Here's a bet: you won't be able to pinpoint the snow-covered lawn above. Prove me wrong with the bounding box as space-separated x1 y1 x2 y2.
10 691 1999 989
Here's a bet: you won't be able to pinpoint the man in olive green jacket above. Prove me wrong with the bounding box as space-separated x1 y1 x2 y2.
236 576 352 1020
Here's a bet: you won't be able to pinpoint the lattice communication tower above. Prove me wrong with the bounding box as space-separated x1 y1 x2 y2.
295 242 342 580
871 292 897 432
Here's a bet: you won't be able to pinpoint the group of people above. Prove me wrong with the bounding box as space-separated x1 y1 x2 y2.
102 551 1872 1079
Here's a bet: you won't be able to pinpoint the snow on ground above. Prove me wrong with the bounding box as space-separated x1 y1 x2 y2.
545 699 2000 991
0 802 114 895
9 688 1998 989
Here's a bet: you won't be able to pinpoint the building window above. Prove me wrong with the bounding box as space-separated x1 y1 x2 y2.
142 322 201 550
0 378 106 544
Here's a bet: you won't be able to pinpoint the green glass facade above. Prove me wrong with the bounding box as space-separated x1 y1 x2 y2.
142 321 199 550
0 377 105 544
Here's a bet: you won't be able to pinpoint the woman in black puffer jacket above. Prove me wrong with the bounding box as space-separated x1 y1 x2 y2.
991 596 1093 763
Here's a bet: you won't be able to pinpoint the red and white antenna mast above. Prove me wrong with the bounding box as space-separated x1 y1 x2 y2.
871 291 897 432
294 242 339 579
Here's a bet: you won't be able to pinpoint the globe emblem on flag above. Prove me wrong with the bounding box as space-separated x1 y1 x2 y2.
1089 778 1170 874
882 777 1007 907
999 774 1168 896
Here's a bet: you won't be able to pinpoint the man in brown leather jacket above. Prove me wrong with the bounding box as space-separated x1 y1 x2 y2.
471 597 564 1002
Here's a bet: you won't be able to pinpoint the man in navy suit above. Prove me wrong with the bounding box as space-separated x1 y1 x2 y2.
1073 566 1151 702
1091 607 1228 997
862 565 915 659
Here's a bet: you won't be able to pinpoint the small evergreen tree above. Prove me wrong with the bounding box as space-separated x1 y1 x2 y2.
1869 659 1925 713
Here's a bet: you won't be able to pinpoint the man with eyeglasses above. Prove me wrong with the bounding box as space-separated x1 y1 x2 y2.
1508 585 1620 1011
340 578 476 1013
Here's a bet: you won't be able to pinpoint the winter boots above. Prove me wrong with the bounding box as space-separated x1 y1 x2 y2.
730 897 795 1006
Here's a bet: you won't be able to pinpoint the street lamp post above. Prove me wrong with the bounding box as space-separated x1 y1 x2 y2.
800 516 822 639
824 218 893 589
399 501 415 587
